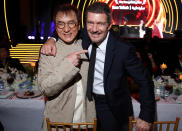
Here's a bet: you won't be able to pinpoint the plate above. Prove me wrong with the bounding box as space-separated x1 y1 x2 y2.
0 90 14 99
176 100 182 104
15 90 42 99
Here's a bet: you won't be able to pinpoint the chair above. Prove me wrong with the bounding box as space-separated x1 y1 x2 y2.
129 116 180 131
46 118 97 131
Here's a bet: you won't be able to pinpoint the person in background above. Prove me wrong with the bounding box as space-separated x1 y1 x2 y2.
152 20 163 38
129 48 158 101
41 2 155 131
139 20 146 38
136 48 158 77
169 48 182 82
0 43 25 73
38 4 95 131
121 19 129 38
174 48 182 72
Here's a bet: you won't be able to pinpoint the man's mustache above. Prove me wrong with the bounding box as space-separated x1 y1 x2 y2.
90 32 101 35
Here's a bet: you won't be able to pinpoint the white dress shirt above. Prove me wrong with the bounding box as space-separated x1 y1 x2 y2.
88 32 110 95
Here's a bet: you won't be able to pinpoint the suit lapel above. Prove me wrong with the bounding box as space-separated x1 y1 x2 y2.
81 28 91 58
81 37 90 58
104 33 115 82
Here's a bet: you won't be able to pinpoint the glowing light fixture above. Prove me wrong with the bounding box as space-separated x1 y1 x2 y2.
9 43 43 63
3 0 11 42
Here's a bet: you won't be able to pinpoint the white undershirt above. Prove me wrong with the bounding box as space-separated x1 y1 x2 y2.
88 32 109 95
73 80 85 123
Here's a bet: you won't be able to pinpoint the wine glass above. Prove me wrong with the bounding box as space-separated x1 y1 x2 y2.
164 84 173 97
6 74 14 91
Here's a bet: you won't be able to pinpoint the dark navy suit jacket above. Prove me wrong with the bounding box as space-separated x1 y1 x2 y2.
81 28 156 124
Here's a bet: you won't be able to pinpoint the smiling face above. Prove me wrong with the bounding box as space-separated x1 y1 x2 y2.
86 12 112 46
55 11 80 44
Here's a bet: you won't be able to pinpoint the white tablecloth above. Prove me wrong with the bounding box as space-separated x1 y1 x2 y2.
0 99 45 131
0 98 182 131
133 100 182 131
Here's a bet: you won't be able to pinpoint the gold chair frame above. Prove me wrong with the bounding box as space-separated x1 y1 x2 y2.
129 116 180 131
46 118 97 131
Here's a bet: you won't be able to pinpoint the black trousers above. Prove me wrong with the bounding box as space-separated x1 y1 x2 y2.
93 94 129 131
0 121 4 131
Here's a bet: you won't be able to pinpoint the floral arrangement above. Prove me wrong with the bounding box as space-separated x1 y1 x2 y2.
0 67 38 91
153 75 182 96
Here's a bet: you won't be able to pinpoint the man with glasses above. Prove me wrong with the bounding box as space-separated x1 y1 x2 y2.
38 4 95 131
41 2 155 131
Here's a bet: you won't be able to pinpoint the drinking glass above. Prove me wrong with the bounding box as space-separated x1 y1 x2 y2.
164 84 173 97
0 79 4 90
6 74 14 91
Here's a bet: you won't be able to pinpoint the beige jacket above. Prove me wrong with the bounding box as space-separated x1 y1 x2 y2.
38 39 95 131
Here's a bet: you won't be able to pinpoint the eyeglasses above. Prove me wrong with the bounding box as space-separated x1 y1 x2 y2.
56 21 78 29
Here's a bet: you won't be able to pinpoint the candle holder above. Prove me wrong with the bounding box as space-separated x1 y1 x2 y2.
160 63 167 75
179 74 182 88
28 62 37 87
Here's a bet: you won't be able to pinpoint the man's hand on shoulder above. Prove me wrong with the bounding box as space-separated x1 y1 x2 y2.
41 38 56 56
135 117 152 131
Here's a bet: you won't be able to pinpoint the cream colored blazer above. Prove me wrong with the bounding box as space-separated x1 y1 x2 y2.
38 39 95 131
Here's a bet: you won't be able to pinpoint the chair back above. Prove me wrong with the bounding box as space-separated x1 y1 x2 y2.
46 118 97 131
129 116 180 131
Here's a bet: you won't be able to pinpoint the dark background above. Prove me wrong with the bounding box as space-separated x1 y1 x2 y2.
0 0 74 43
1 0 182 43
0 0 182 66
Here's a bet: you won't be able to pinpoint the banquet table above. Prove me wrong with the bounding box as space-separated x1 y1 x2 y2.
0 96 182 131
0 96 45 131
132 98 182 131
